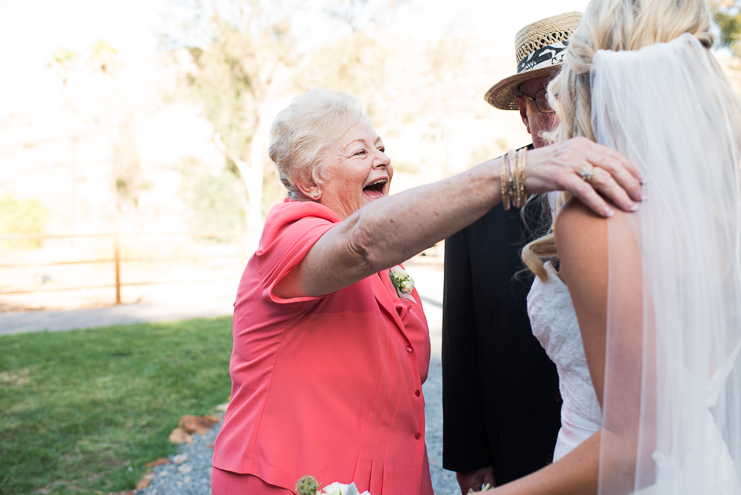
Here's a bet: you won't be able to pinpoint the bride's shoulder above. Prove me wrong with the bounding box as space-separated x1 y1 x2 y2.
554 197 634 285
554 197 608 255
555 197 633 253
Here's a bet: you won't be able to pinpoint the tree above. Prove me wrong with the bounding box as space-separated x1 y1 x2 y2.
46 48 79 87
46 41 122 233
170 0 296 233
112 116 153 214
89 40 120 74
168 0 407 233
0 195 50 250
713 0 741 56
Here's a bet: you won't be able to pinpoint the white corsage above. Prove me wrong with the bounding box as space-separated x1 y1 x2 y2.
296 476 371 495
320 481 370 495
389 265 415 301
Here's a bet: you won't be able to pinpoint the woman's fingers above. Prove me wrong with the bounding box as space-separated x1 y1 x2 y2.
560 173 615 217
523 137 643 218
603 143 643 182
587 147 643 202
583 161 639 213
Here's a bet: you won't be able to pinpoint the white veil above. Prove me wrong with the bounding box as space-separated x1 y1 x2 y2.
591 34 741 494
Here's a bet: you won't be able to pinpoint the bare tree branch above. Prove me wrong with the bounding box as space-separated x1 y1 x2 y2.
213 132 249 172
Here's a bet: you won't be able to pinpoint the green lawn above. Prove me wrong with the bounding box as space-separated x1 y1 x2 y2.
0 317 233 495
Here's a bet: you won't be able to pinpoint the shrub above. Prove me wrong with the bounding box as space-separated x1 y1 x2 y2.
0 195 50 249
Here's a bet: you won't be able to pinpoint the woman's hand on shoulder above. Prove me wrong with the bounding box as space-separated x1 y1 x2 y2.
526 137 643 218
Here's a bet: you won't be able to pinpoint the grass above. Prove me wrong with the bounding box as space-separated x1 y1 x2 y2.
0 317 233 495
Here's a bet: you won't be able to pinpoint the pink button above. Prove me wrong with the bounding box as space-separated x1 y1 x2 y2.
415 390 420 397
415 433 421 440
406 346 413 353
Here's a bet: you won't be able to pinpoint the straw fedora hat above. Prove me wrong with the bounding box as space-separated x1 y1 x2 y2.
484 12 582 110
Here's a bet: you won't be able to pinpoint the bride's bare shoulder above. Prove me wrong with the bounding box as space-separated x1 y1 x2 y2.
555 197 633 256
554 197 634 286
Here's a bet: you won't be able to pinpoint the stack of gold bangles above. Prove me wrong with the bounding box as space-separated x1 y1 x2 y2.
500 148 528 210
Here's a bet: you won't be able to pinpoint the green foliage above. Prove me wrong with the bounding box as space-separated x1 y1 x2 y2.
185 14 294 162
50 48 78 67
172 0 407 217
89 40 119 74
261 166 288 216
182 9 295 214
179 160 246 233
0 195 50 250
45 47 79 86
0 317 233 495
91 40 117 56
713 0 741 55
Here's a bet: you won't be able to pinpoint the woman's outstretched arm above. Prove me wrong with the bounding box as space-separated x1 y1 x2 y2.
277 137 643 298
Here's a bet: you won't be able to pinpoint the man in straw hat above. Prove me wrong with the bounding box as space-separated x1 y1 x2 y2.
442 12 581 494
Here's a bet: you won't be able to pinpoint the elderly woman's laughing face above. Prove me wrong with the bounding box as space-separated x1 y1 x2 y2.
318 119 393 219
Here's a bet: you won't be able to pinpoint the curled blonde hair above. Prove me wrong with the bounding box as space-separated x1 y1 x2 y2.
522 0 713 280
269 88 368 200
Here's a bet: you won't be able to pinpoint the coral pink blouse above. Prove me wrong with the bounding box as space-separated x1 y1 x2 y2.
212 198 433 495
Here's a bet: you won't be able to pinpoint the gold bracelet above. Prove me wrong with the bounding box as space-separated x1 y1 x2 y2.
508 161 516 208
515 148 528 208
506 150 515 208
501 151 512 211
510 149 521 208
517 148 524 207
508 150 516 209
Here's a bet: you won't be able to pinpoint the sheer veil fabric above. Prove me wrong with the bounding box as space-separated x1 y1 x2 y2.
591 34 741 494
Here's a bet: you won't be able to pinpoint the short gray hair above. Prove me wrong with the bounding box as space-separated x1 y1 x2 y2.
268 88 368 200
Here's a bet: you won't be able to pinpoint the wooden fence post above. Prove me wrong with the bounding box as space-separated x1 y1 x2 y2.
114 230 121 305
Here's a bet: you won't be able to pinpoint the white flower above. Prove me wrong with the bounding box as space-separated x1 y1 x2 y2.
388 265 415 300
391 266 408 279
319 482 370 495
319 482 344 495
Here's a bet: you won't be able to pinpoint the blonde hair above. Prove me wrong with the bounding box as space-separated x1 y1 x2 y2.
269 88 368 200
522 0 714 281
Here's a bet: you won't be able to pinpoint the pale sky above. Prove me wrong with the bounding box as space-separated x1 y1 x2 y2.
0 0 591 118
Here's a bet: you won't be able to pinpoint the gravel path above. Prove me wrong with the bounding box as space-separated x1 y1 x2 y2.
138 356 459 495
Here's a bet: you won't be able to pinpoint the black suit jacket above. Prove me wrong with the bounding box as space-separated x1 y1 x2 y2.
441 193 562 484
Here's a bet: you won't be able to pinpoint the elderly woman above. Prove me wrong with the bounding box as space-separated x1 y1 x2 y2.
210 88 642 495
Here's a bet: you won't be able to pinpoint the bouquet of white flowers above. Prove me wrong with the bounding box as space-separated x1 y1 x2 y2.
296 475 371 495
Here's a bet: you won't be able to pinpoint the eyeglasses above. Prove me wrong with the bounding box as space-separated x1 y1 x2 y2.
519 88 554 114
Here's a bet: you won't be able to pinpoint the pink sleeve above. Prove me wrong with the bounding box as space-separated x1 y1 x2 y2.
255 201 339 307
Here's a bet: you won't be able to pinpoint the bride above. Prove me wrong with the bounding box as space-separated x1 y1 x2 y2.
483 0 741 493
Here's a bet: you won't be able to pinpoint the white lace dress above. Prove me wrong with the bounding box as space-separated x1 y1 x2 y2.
526 262 741 494
526 262 601 461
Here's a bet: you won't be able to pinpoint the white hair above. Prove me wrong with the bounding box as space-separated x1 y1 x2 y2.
268 88 369 200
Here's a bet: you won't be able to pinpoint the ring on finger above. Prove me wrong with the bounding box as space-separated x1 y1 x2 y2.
579 167 595 182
